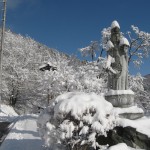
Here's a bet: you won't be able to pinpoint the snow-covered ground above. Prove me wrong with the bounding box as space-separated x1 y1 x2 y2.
108 143 144 150
0 104 18 122
0 114 44 150
0 99 150 150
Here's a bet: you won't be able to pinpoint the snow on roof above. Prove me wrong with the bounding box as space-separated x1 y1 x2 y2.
119 37 130 47
39 61 56 69
117 116 150 138
111 20 120 29
39 63 47 69
106 40 114 51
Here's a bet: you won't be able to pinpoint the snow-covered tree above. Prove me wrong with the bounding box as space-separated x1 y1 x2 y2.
129 73 150 112
37 92 116 150
1 30 70 114
127 25 150 67
79 41 99 61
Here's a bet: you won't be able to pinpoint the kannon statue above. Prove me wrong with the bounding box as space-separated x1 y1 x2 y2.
106 21 130 90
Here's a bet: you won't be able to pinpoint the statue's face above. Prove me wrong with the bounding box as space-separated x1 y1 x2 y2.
123 45 128 53
111 33 120 44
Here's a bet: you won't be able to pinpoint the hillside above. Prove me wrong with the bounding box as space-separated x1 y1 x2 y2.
2 30 71 114
1 30 108 115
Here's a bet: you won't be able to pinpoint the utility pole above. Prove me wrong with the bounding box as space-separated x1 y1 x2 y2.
0 0 7 102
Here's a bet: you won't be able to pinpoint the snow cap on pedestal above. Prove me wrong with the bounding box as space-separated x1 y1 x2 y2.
119 37 130 47
111 20 120 29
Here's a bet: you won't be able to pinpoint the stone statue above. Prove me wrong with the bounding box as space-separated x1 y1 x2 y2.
105 21 144 119
106 21 129 90
105 20 135 108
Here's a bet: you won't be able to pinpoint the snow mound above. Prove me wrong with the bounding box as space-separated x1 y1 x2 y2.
108 143 129 150
108 143 143 150
0 104 18 122
54 92 113 120
37 92 116 149
117 116 150 138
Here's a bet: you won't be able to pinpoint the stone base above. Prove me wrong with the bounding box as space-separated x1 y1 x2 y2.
119 112 144 120
105 90 144 120
112 106 144 120
105 90 135 108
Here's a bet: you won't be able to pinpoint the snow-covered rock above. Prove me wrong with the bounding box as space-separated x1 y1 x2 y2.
117 116 150 138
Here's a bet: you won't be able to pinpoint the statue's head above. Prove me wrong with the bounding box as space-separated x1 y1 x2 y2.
110 20 120 44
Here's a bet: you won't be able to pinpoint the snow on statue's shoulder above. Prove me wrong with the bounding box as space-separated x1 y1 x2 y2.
119 37 130 47
111 20 120 29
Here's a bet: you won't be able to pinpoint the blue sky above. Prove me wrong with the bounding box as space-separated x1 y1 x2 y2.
2 0 150 75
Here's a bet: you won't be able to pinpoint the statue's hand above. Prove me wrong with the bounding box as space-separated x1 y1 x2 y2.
106 66 117 74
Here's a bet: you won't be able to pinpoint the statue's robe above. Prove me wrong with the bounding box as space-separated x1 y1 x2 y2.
108 44 128 90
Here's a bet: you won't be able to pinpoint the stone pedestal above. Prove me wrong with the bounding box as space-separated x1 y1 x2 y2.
105 90 144 120
105 90 135 108
112 106 144 120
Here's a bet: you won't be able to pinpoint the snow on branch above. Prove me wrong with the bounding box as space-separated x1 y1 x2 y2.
128 25 150 66
79 41 99 61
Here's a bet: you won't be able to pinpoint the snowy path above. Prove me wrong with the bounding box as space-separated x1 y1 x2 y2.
0 114 44 150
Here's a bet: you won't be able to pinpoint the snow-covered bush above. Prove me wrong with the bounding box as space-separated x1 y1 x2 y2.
37 92 116 150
